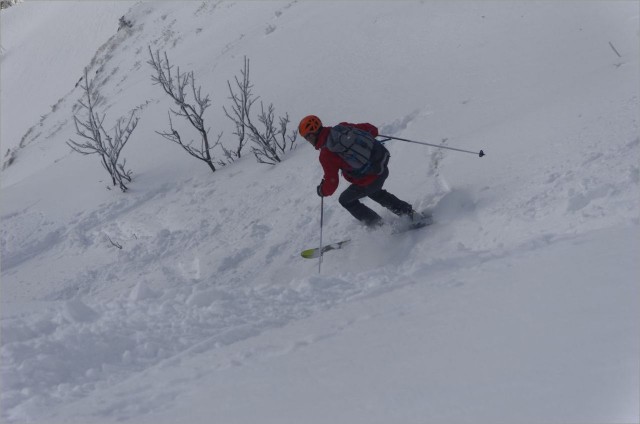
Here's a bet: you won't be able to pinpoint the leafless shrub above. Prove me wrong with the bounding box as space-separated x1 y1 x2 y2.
224 57 297 165
118 15 133 31
148 47 225 172
67 68 137 192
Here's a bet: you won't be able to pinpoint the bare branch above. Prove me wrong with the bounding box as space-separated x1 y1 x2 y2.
67 67 136 191
105 234 123 249
148 47 223 173
224 56 297 165
608 41 622 58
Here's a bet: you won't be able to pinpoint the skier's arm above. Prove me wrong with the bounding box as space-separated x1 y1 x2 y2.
318 150 341 196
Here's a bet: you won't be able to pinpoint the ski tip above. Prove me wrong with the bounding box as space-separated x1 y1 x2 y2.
301 249 319 259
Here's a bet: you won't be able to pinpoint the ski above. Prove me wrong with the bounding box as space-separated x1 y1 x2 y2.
300 213 433 259
301 239 351 259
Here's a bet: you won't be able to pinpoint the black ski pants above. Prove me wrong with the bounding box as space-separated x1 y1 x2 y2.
338 168 413 226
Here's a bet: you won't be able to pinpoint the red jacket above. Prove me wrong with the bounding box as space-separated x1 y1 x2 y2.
315 122 380 196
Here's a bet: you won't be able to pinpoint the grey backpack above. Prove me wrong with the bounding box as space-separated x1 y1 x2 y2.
325 125 389 177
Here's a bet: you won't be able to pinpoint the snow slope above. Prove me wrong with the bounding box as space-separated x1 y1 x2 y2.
1 1 137 157
1 1 639 423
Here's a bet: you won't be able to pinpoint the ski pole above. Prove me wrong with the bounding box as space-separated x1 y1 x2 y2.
318 196 324 274
378 134 485 157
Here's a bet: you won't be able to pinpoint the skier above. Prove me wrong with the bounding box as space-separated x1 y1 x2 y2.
299 115 421 228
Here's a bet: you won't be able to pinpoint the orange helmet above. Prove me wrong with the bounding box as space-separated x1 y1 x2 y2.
298 115 322 138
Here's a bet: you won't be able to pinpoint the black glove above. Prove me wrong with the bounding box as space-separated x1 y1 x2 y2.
316 183 324 197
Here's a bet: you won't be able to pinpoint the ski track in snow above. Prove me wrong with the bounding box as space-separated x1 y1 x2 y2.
1 1 639 422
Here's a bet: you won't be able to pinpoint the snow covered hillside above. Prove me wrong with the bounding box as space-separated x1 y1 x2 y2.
1 1 639 423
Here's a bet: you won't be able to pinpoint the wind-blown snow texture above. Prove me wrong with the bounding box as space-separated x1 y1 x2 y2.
1 2 639 423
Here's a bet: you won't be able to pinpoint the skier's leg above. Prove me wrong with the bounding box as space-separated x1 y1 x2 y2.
339 184 383 227
369 190 413 216
366 169 414 217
